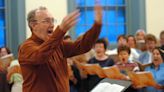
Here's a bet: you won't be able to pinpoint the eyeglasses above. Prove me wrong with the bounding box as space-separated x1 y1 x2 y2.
32 18 57 24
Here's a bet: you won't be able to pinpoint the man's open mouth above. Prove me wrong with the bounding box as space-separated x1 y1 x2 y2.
47 30 53 35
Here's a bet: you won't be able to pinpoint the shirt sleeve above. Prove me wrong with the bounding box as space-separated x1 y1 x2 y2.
62 22 102 58
18 26 66 65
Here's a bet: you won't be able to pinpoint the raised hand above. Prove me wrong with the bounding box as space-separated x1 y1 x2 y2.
59 10 80 32
94 3 102 24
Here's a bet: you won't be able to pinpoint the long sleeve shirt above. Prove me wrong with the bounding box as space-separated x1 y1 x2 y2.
18 22 101 92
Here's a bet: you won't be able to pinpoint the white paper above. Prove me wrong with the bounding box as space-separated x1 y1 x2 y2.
91 82 125 92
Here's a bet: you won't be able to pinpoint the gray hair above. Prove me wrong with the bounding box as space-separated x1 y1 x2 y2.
135 29 146 36
27 6 47 30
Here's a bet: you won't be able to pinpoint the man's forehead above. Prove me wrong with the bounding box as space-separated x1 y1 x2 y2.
35 10 53 18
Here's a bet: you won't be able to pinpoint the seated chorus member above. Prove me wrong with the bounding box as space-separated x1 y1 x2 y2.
0 47 11 58
135 29 146 53
87 38 114 91
116 45 139 75
145 47 164 92
116 45 139 92
135 29 146 42
0 47 11 92
127 35 140 62
138 34 157 64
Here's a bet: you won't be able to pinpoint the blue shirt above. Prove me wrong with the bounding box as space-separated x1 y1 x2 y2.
145 63 164 92
138 51 152 64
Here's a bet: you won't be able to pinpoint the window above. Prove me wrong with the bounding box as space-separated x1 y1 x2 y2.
0 0 5 47
73 0 126 44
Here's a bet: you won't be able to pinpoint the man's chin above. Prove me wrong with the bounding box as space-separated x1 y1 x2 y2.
48 33 53 37
43 36 50 41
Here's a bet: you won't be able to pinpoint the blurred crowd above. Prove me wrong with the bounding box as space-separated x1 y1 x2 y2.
0 30 164 92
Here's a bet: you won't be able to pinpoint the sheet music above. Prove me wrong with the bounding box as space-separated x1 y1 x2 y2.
91 82 125 92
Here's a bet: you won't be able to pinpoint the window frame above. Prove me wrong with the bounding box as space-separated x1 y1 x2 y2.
67 0 146 49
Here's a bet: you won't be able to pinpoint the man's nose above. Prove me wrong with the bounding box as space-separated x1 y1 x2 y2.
49 23 54 28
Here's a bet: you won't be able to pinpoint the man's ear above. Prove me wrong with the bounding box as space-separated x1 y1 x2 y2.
30 22 37 28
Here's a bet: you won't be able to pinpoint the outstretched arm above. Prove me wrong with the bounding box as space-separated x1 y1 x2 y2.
62 4 102 58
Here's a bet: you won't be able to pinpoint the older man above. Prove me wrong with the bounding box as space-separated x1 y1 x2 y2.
18 4 102 92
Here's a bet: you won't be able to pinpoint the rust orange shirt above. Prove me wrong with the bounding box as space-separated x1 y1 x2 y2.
18 23 101 92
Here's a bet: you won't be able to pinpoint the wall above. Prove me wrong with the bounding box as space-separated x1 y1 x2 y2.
25 0 164 39
25 0 67 38
146 0 164 39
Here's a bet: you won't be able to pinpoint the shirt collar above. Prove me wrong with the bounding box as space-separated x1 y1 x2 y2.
30 33 44 44
151 63 164 70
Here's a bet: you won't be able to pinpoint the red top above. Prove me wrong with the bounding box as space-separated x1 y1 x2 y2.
18 22 101 92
